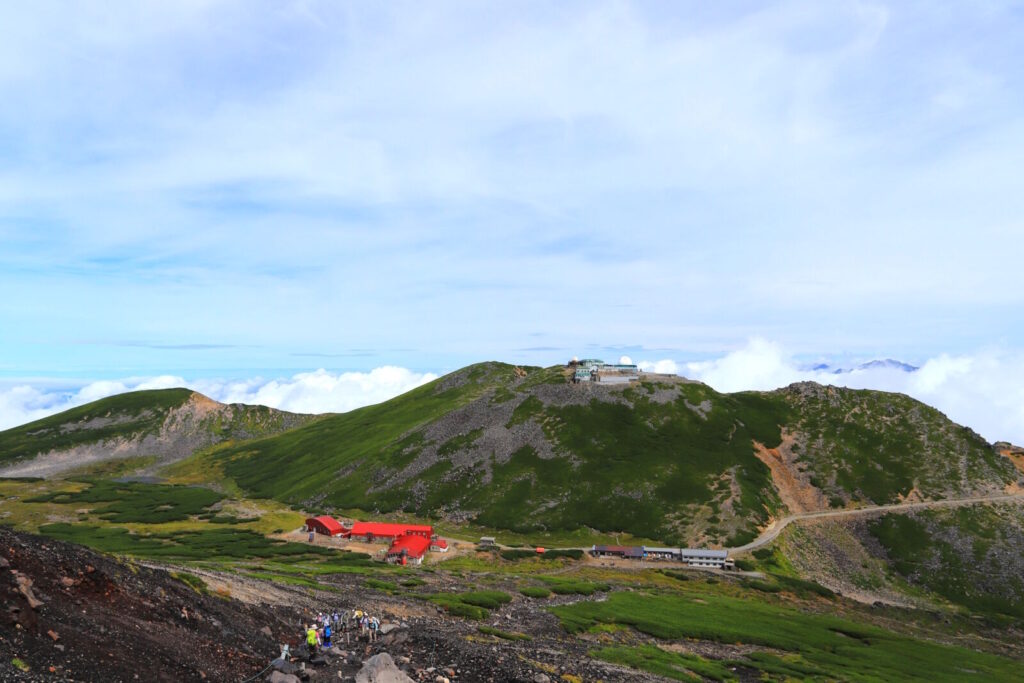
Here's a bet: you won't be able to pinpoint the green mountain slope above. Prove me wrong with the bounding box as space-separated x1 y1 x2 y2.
181 362 1019 546
0 388 314 478
0 389 195 465
782 382 1013 505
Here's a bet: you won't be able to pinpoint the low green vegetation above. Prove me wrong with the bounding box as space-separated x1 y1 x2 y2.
499 548 584 561
202 514 260 524
38 523 333 561
417 590 513 620
538 576 610 596
762 574 835 600
241 570 326 589
438 429 483 456
28 480 223 523
364 578 401 593
868 506 1024 619
550 590 1022 682
477 625 532 641
591 645 732 682
785 385 1017 505
170 571 208 594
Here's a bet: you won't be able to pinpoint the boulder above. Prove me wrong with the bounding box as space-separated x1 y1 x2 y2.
355 653 415 683
13 572 44 609
271 658 299 675
378 623 400 635
268 671 300 683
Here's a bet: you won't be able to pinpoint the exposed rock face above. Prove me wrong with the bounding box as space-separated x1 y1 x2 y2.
0 527 303 682
355 653 415 683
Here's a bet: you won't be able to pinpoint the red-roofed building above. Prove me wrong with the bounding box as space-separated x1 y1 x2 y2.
342 522 433 543
430 538 449 553
386 534 431 565
306 516 344 536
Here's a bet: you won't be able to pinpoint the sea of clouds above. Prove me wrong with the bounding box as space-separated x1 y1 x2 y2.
2 340 1022 446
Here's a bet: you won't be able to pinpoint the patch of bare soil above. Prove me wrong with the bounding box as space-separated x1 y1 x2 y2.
897 487 924 503
752 431 828 514
999 447 1024 475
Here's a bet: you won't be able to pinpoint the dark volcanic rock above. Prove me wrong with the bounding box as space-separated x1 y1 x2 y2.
0 527 302 682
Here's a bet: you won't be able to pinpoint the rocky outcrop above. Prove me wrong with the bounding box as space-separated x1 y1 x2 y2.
355 653 414 683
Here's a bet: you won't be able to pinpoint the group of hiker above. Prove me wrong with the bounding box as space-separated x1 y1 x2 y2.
304 609 382 655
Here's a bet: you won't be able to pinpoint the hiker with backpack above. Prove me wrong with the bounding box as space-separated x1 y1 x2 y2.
305 624 320 657
323 619 333 648
369 615 380 642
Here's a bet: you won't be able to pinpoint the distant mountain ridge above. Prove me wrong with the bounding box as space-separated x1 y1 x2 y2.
806 358 919 374
0 388 313 478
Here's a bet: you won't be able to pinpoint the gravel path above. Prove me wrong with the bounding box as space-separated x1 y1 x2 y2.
729 491 1024 553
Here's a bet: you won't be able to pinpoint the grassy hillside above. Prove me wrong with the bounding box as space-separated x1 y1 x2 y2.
0 388 314 476
188 365 791 545
782 382 1015 504
174 362 1018 547
868 504 1024 619
0 389 194 464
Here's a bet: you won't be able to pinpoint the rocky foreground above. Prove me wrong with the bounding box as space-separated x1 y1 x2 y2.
1 528 666 682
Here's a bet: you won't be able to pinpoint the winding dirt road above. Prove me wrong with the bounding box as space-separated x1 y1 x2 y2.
729 491 1024 554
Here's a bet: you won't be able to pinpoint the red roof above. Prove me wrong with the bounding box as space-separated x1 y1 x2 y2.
387 534 431 558
306 516 344 535
347 522 433 538
431 539 448 549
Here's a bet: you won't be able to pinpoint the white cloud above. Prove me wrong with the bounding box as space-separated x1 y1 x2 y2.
682 338 802 392
0 366 438 431
637 359 680 375
663 340 1024 446
193 367 439 415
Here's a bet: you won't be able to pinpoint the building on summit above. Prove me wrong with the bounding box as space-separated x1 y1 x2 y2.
568 357 639 384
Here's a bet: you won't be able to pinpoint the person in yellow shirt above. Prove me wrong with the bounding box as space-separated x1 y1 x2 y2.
305 624 320 656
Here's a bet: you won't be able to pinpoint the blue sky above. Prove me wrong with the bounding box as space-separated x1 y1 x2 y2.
1 2 1023 441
